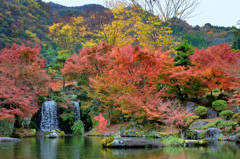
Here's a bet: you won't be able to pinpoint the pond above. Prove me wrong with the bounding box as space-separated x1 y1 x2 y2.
0 136 240 159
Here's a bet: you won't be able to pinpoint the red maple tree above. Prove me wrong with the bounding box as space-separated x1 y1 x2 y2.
0 43 50 121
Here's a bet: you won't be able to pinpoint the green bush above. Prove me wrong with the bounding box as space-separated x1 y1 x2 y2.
220 110 233 119
203 119 227 129
212 100 227 111
71 120 85 135
232 112 240 123
194 106 208 118
161 136 185 147
202 119 238 135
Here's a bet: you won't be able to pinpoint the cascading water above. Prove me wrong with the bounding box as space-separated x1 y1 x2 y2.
40 101 59 131
71 101 81 121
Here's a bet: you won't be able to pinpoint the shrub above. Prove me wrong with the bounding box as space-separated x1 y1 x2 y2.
232 112 240 124
161 136 185 147
194 106 208 118
71 120 85 135
212 100 227 111
203 119 227 129
220 110 233 119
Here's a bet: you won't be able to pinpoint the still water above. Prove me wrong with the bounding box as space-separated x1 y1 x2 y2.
0 136 240 159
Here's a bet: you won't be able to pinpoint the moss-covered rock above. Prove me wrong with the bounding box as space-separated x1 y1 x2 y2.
44 129 65 138
100 136 115 147
185 139 208 147
101 137 165 148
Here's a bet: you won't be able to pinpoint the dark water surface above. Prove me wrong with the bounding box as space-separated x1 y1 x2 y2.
1 136 240 159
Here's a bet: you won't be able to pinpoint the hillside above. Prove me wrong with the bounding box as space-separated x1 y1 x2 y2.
0 0 239 58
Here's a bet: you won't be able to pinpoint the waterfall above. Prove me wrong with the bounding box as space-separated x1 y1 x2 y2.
71 101 81 121
40 101 59 131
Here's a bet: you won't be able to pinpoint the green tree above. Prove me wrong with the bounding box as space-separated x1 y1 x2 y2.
174 40 194 68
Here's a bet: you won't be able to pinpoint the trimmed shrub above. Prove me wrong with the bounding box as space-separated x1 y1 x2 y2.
194 106 208 119
220 110 233 120
212 100 227 111
232 112 240 124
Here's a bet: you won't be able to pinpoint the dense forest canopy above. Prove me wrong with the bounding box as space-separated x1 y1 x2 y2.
0 0 239 132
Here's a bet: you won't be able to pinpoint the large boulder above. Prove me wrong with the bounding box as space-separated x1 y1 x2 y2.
101 137 165 148
205 128 222 140
207 108 218 119
188 121 210 140
190 121 210 130
186 102 198 113
0 119 15 136
0 137 21 142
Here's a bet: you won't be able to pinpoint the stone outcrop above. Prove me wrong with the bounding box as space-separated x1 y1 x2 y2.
207 108 218 119
44 129 65 138
188 121 210 140
186 102 198 113
101 137 165 148
205 128 222 140
0 137 21 142
232 105 240 114
190 121 210 130
185 139 208 147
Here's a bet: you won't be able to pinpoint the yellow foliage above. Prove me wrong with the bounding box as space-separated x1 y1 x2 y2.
96 4 176 50
49 17 88 54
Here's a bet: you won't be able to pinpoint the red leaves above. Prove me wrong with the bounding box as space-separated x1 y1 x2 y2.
0 43 50 121
94 114 108 133
191 43 240 91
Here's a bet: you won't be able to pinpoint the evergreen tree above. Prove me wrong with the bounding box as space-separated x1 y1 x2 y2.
174 40 194 68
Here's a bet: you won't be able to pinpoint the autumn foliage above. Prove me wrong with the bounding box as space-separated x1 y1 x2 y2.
62 42 240 127
0 43 50 121
94 114 108 133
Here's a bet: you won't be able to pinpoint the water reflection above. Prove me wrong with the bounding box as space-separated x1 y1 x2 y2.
0 137 240 159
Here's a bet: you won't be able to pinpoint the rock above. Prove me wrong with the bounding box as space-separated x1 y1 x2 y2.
154 132 162 138
44 129 65 138
190 121 210 130
105 132 114 136
188 121 210 140
207 108 218 119
235 133 240 143
17 115 32 128
186 102 198 113
205 128 222 140
232 105 240 114
0 119 15 136
123 130 139 137
218 136 228 141
36 130 45 137
101 137 165 148
0 137 21 142
185 139 208 147
229 136 235 141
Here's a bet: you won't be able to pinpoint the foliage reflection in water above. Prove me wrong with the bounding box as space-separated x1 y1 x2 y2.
0 136 240 159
